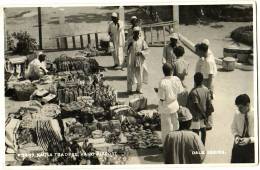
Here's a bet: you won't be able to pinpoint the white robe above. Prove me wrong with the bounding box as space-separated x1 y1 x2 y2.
108 20 125 66
127 38 149 88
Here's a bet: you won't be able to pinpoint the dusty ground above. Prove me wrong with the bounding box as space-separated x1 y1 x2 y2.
5 7 255 164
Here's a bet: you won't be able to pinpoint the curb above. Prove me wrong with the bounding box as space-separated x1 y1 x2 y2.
178 33 253 71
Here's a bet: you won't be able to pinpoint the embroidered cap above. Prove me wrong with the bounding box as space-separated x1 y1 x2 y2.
131 16 137 20
111 12 118 18
168 33 179 40
177 106 193 122
133 26 141 32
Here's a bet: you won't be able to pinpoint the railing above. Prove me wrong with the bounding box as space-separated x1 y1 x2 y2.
52 21 176 50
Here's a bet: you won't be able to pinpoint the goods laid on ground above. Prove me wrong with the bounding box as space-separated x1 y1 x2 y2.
5 53 163 166
53 54 100 76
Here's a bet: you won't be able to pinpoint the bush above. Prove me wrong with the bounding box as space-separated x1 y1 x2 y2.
12 31 37 55
6 32 15 51
231 25 253 46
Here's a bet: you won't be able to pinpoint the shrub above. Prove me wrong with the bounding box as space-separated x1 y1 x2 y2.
12 31 37 55
231 25 253 46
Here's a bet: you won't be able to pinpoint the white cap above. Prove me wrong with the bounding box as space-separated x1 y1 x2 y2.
111 12 118 18
178 107 193 122
38 51 44 56
131 16 137 20
202 39 210 46
168 33 179 40
133 26 141 32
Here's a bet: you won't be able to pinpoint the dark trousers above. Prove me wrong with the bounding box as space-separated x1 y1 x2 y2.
231 143 255 163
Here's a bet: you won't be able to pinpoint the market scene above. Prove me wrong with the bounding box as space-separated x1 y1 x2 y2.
4 5 256 165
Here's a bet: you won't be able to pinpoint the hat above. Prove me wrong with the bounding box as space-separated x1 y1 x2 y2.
37 51 46 57
202 39 210 46
168 33 179 40
111 12 118 18
133 26 141 32
177 106 192 122
131 16 137 20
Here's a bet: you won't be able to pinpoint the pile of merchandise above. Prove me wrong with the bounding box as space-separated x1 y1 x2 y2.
53 54 100 77
5 53 163 166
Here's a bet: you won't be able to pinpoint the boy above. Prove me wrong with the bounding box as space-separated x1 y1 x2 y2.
187 72 212 145
173 46 189 86
231 94 254 163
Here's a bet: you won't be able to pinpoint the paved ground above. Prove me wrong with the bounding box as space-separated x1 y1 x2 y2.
5 43 254 165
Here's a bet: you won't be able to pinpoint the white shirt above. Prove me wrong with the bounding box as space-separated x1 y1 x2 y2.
195 50 217 79
231 108 254 143
27 58 47 78
158 76 184 114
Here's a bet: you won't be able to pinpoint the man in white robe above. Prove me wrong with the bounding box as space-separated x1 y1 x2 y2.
127 26 149 94
108 12 125 69
26 52 48 81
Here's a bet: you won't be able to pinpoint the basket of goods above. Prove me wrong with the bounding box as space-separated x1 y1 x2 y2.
16 127 37 147
13 83 37 101
223 45 252 63
36 120 62 151
97 121 110 132
109 120 121 131
91 130 103 139
61 101 86 117
89 106 105 121
84 122 98 132
40 104 61 118
109 105 136 120
129 95 148 111
77 96 94 106
222 57 236 71
94 84 117 110
65 122 90 142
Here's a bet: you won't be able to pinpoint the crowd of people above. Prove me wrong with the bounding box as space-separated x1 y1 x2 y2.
107 12 255 164
5 11 254 165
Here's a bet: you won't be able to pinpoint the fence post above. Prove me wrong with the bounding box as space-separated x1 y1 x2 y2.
87 34 91 45
95 33 99 49
143 28 147 41
64 37 68 49
80 35 84 49
156 26 160 43
72 36 76 49
56 38 60 49
163 26 166 46
150 25 153 45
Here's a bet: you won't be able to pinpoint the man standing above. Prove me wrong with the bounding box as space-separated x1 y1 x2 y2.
162 33 179 66
108 12 125 69
231 94 254 163
164 107 206 164
195 39 217 98
127 26 149 94
157 63 184 144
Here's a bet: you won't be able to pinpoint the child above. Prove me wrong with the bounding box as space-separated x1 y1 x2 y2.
187 72 212 145
173 46 189 85
231 94 254 163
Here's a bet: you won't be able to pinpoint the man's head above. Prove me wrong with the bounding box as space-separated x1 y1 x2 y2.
178 107 193 130
130 16 138 27
194 72 203 87
38 53 46 62
174 46 185 58
168 33 178 47
162 63 173 76
133 26 140 39
111 12 118 23
235 94 250 114
196 43 208 58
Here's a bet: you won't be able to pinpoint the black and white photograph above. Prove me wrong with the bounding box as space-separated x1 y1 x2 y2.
2 0 258 167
